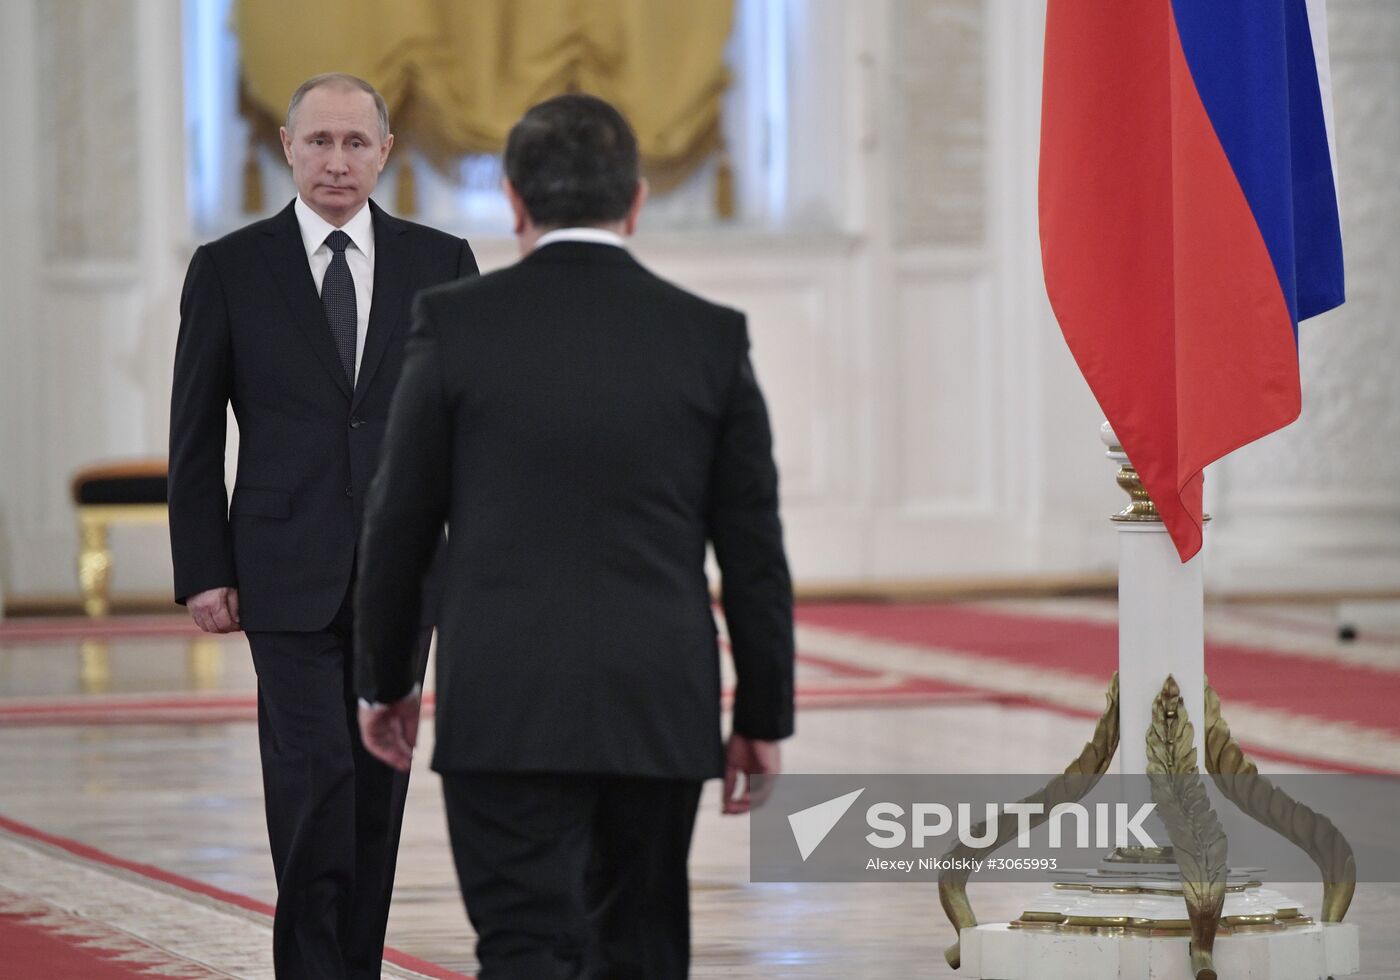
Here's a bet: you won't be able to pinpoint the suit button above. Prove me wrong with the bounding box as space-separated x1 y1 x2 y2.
345 486 353 497
349 417 364 428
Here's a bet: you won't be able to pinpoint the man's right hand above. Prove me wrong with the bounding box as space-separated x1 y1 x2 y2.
722 733 782 815
187 586 241 633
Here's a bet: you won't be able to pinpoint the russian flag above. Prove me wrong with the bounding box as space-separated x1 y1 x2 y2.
1040 0 1345 562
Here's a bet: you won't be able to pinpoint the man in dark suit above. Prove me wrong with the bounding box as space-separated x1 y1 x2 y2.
355 94 795 979
168 72 477 978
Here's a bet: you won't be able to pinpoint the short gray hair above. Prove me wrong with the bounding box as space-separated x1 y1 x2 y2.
286 73 390 140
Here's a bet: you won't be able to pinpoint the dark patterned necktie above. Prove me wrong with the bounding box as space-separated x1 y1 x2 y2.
322 230 357 385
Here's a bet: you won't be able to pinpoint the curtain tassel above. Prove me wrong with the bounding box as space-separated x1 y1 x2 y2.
243 132 263 213
397 154 417 215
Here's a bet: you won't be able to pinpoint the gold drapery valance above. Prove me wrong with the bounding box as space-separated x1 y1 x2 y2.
235 0 735 215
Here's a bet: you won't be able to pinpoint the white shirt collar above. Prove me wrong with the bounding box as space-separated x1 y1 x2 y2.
534 227 627 251
294 196 374 260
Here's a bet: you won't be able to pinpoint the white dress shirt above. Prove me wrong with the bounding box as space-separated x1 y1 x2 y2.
294 196 375 383
534 227 627 250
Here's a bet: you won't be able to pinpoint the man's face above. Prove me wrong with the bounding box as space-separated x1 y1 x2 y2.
280 85 393 225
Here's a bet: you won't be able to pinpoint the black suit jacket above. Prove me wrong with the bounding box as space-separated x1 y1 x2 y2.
355 241 795 780
169 199 477 632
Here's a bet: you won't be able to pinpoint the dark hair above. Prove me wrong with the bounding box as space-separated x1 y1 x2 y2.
504 94 640 227
287 73 390 140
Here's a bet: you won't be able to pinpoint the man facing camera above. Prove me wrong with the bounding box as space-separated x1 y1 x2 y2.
168 73 477 978
355 94 795 979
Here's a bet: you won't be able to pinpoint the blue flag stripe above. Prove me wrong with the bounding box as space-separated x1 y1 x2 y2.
1169 0 1344 331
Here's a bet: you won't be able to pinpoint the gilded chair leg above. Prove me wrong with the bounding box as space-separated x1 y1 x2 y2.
78 515 112 617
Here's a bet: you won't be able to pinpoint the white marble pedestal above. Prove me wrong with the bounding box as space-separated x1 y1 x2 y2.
959 921 1360 980
954 865 1361 979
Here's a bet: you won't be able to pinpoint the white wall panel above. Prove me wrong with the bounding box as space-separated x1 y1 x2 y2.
891 265 991 515
0 0 186 604
644 241 855 506
640 238 874 583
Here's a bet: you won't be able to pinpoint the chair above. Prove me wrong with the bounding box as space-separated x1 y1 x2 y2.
71 458 169 617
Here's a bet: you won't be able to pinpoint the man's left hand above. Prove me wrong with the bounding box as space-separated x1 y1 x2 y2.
358 692 422 772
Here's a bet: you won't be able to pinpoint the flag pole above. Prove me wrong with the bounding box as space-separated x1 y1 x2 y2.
1100 422 1206 778
940 424 1361 979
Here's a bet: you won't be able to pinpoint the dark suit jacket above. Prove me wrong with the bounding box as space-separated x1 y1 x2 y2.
355 241 796 781
169 199 477 633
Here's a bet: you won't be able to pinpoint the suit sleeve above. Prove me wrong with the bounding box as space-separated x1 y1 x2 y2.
707 315 796 741
168 245 236 604
355 294 453 702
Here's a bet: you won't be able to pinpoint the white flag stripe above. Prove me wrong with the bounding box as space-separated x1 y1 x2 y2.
1304 0 1341 197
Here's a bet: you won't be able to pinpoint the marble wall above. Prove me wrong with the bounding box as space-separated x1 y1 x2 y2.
0 0 1394 605
37 0 141 263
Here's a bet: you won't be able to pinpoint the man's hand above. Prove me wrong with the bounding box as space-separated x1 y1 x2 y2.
187 586 240 633
358 692 422 773
722 733 781 815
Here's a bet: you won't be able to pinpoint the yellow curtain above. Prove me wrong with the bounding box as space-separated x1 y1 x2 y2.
235 0 735 212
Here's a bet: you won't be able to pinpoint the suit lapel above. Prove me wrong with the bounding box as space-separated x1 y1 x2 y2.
258 202 353 400
353 201 409 411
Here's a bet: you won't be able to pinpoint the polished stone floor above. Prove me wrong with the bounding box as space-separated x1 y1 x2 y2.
1 603 1397 978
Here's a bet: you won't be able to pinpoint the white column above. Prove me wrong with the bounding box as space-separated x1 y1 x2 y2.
959 430 1363 978
0 0 40 609
1101 423 1206 774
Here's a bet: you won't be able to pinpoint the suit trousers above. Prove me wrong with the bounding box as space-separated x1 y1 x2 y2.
441 773 704 980
248 592 430 980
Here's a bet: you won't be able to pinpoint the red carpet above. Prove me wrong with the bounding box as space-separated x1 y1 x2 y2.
0 902 191 980
795 602 1400 737
0 901 221 980
0 813 469 980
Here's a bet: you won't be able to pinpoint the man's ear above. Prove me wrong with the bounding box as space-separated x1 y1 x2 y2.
279 126 294 167
503 178 529 236
378 133 395 172
623 179 649 236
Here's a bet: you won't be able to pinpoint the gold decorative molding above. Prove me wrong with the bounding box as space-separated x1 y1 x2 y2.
1110 461 1163 522
1204 680 1357 923
1147 675 1228 980
1011 909 1309 937
1103 844 1176 864
1051 880 1263 897
940 673 1119 969
1106 458 1210 524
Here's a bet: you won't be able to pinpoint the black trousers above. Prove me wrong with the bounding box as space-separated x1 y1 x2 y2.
247 597 430 980
441 773 704 980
